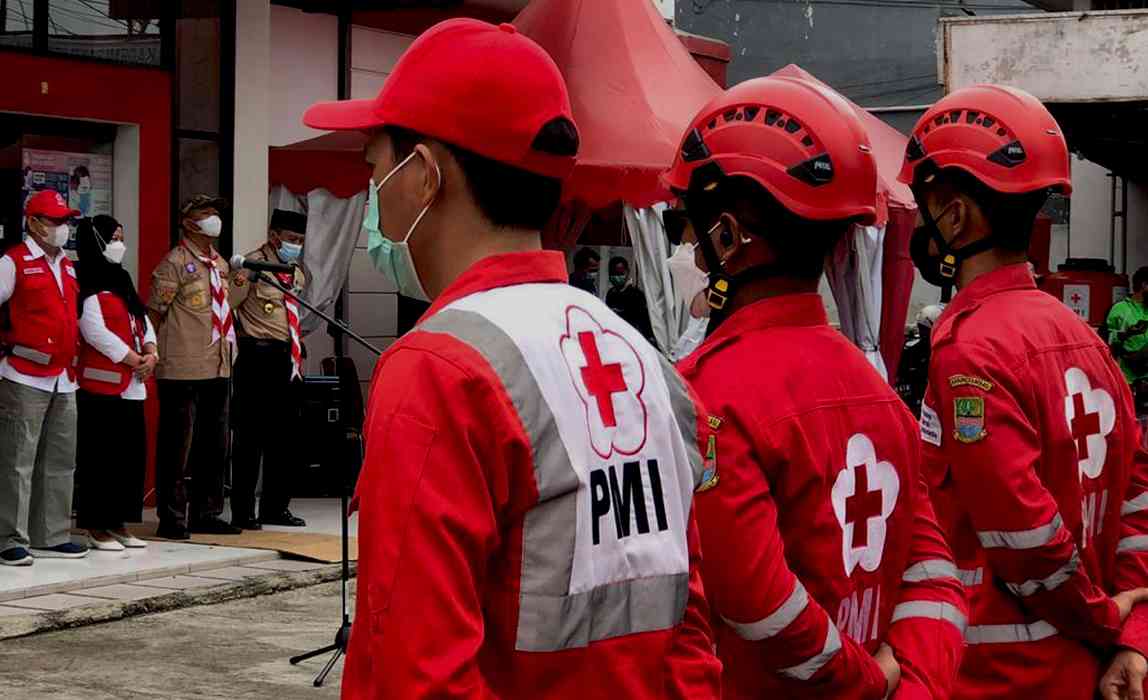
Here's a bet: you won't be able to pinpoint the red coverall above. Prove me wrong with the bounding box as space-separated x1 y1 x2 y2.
678 293 967 700
342 251 721 699
920 263 1148 699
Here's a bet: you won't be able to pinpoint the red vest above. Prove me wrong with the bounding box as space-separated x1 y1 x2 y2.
78 292 146 396
2 242 79 380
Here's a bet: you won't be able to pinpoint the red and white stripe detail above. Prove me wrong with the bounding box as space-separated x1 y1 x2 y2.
285 294 302 380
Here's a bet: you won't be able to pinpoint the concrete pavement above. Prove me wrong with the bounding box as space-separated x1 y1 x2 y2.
0 580 353 699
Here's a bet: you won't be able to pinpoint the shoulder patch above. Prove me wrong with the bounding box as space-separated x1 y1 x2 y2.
697 433 719 492
920 402 942 447
949 374 993 391
706 415 723 431
953 396 987 444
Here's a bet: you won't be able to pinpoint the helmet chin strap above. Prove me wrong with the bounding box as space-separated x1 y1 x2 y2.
916 194 997 303
694 218 789 330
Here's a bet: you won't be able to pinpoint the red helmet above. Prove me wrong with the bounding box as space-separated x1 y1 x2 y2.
662 76 878 225
898 84 1071 195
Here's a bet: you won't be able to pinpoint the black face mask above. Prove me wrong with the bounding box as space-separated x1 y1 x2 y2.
909 222 957 289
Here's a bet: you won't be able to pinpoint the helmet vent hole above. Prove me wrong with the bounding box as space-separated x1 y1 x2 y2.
996 128 1007 137
933 115 944 126
776 118 787 129
744 106 761 121
965 111 980 124
785 119 801 134
982 117 995 128
950 111 962 123
765 110 781 126
724 109 737 122
802 135 814 147
707 118 717 130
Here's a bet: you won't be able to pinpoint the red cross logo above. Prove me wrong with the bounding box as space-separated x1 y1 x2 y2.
1070 392 1101 459
831 434 900 575
560 305 649 459
844 465 884 549
1064 367 1115 482
579 331 626 428
1070 292 1082 305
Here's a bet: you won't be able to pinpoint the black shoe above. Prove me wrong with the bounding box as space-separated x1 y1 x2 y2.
190 516 243 535
232 517 262 531
156 523 190 540
260 510 306 527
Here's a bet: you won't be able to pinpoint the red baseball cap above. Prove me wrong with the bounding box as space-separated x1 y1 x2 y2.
26 190 80 219
303 18 578 180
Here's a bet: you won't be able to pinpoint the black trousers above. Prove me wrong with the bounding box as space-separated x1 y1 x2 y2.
75 391 147 530
156 378 229 528
231 338 301 520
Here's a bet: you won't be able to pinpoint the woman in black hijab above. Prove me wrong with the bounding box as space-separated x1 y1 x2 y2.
75 215 157 551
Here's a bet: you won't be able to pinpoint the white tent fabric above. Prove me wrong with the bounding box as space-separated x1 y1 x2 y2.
826 224 887 379
623 203 685 352
268 185 365 335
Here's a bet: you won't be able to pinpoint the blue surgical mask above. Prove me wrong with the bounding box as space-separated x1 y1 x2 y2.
278 240 302 264
363 152 438 302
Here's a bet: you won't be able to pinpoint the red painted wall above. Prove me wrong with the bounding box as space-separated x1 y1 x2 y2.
0 50 172 506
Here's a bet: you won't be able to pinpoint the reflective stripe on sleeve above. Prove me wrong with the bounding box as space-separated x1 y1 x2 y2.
902 559 960 584
957 567 984 586
1123 493 1148 516
889 601 967 636
1117 535 1148 555
965 620 1057 645
779 620 842 681
722 581 809 641
977 514 1063 550
1004 548 1080 597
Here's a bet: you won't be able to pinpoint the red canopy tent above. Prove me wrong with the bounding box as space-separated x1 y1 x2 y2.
269 130 370 200
513 0 722 210
770 64 917 380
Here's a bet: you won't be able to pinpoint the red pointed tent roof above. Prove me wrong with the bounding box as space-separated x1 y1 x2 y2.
514 0 722 209
770 64 915 212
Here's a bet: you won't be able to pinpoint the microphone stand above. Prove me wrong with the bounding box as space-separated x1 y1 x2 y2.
249 270 378 688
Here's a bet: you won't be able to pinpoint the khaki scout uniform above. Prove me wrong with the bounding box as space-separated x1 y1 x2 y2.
147 238 233 531
147 242 234 380
228 243 308 524
230 243 307 342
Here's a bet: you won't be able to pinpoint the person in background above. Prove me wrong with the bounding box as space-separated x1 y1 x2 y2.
901 85 1148 700
667 76 962 699
605 256 656 345
229 209 309 530
75 216 154 551
147 195 240 540
304 18 721 698
0 190 89 565
569 246 599 294
1108 267 1148 420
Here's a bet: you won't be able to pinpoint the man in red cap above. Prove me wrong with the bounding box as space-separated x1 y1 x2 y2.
663 76 965 699
900 85 1148 699
0 190 90 565
304 18 720 699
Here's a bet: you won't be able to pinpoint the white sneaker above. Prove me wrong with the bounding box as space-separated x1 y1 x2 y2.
110 531 147 549
88 535 125 552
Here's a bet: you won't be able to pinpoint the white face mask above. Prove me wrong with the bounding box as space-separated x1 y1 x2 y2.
196 215 223 238
667 242 708 310
43 222 70 248
103 240 127 265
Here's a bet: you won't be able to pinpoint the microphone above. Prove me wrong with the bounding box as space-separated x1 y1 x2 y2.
230 254 294 275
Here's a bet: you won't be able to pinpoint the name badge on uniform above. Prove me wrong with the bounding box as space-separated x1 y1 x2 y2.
23 267 44 275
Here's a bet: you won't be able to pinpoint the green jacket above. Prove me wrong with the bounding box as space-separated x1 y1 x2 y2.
1106 296 1148 383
